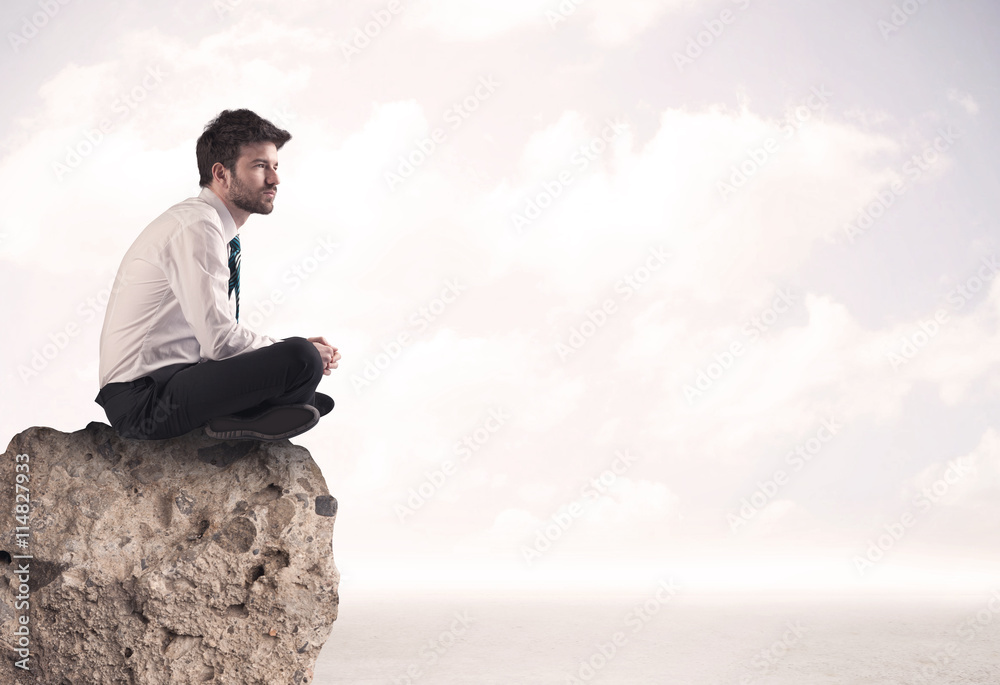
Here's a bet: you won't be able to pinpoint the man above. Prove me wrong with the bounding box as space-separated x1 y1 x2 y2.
95 109 340 441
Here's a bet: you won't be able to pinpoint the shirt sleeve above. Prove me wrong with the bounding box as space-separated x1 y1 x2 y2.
158 217 279 361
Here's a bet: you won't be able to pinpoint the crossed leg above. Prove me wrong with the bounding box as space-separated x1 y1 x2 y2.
126 336 325 440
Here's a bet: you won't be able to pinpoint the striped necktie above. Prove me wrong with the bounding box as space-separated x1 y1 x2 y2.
228 235 241 322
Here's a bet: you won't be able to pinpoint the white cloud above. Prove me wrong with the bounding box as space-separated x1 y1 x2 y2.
407 0 701 45
886 428 1000 553
907 428 1000 505
406 0 557 41
888 273 1000 405
4 0 997 591
582 477 678 527
586 0 697 46
947 88 980 116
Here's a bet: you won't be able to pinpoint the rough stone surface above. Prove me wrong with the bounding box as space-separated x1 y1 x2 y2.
0 422 338 684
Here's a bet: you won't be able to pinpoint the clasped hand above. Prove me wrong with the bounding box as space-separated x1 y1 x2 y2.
308 336 341 376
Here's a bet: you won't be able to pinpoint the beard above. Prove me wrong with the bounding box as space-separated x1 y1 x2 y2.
228 171 276 215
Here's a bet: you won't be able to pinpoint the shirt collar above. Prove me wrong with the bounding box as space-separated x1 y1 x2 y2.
199 186 238 242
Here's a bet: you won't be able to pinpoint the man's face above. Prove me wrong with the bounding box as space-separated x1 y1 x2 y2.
227 141 280 215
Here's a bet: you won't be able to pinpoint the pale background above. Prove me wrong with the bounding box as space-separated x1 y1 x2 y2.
2 0 1000 607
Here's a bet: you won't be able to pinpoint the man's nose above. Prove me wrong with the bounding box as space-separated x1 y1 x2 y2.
267 167 280 185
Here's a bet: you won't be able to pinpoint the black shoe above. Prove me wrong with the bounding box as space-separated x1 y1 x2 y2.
205 404 320 441
312 392 335 417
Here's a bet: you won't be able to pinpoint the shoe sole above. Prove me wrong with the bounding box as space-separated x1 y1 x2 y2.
313 392 335 417
205 404 320 441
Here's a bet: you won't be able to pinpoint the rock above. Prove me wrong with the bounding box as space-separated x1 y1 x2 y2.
0 422 339 685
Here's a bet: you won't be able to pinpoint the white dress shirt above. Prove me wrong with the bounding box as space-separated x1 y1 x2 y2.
98 187 280 388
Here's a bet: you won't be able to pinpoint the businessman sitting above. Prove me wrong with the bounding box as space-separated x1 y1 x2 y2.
95 109 339 441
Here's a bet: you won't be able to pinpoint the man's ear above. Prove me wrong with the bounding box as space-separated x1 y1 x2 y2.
211 162 230 188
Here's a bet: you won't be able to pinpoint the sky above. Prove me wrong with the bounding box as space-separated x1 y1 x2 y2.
2 0 1000 597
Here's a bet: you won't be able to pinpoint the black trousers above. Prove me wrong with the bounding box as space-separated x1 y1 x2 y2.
94 336 325 440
